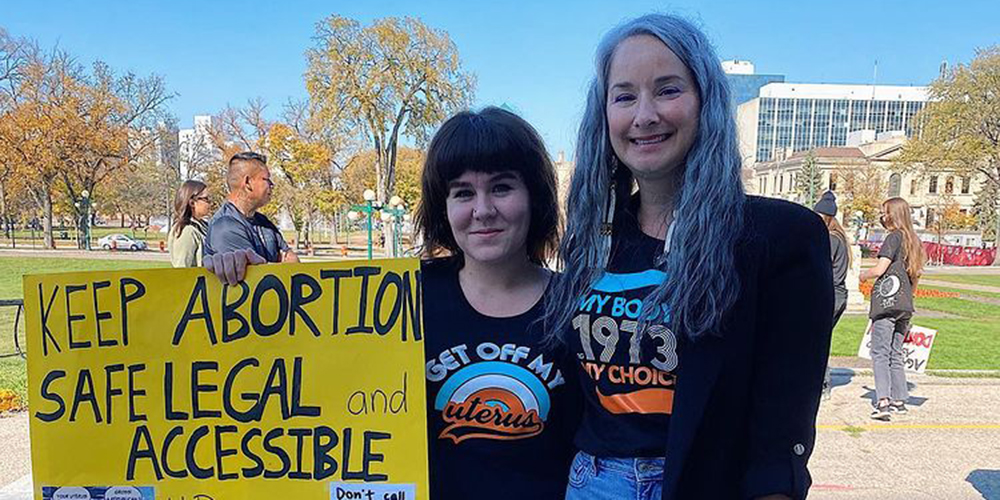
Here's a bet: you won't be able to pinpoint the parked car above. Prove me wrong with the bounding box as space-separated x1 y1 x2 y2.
97 234 148 251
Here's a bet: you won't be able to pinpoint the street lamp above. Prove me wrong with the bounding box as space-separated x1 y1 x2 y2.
74 201 81 249
347 191 408 259
81 190 91 251
347 189 378 260
852 210 866 243
379 196 407 257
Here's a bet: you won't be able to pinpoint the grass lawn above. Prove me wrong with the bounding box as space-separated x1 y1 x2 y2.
832 315 1000 370
832 292 1000 371
926 274 1000 289
0 256 168 409
0 256 167 299
916 295 1000 319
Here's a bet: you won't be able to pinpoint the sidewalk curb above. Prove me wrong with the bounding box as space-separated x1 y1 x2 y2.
830 367 1000 385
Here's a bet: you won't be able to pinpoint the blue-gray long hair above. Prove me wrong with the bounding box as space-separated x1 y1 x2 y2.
546 13 746 343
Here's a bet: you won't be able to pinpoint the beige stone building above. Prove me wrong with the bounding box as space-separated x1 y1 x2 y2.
750 134 985 240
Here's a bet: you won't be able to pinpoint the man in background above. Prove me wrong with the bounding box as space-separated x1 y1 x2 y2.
204 152 298 266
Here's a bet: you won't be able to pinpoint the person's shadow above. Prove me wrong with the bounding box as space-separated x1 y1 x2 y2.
829 368 855 390
966 470 1000 499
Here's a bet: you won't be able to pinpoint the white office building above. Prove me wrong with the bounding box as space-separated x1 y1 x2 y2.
737 83 929 164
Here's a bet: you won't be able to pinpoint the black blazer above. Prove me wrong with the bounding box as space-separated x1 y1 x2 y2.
661 196 833 499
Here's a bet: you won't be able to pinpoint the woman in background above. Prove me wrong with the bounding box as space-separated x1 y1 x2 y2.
860 197 925 420
168 180 212 267
814 191 851 399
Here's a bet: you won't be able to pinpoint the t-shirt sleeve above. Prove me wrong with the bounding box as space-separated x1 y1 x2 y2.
204 216 255 257
878 231 902 261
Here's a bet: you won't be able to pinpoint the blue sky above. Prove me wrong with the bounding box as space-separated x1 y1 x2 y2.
4 0 998 157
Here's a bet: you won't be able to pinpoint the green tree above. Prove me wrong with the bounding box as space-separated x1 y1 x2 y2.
795 151 824 206
971 181 999 242
898 46 1000 261
305 15 474 204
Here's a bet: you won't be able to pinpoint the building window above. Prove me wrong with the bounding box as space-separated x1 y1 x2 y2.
962 176 971 194
888 173 902 198
829 173 837 192
909 178 918 196
945 176 954 194
929 176 938 194
779 174 784 193
926 208 936 227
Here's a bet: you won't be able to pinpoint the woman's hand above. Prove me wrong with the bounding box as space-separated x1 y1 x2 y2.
204 249 266 286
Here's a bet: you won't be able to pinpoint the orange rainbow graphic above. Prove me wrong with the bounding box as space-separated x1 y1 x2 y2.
596 387 674 415
439 387 544 443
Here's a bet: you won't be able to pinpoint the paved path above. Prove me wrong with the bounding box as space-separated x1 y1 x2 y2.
0 412 29 499
921 279 1000 295
1 370 998 499
811 369 1000 499
924 266 1000 276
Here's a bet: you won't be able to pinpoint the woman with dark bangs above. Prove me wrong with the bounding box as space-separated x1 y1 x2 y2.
416 106 578 499
546 14 833 499
203 107 579 498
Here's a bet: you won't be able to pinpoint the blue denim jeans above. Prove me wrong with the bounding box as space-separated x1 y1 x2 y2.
565 451 665 500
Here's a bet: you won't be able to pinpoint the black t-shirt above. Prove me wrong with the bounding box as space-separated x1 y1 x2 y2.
870 230 914 319
422 257 579 499
568 208 682 458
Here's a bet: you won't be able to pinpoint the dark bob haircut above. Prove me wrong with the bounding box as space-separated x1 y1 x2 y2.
416 106 559 264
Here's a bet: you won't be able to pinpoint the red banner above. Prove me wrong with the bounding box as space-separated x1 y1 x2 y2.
923 242 997 266
862 241 997 267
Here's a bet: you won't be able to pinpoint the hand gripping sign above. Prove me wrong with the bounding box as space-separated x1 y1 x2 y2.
24 259 428 500
858 321 938 373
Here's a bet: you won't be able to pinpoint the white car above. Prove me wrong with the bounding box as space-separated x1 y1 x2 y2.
97 234 148 251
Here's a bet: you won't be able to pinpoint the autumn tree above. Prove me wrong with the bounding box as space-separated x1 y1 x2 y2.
263 121 336 246
0 49 78 248
202 100 272 203
56 62 172 234
0 28 31 241
305 15 474 205
0 26 174 248
341 147 424 214
835 161 886 240
99 148 172 230
898 46 1000 261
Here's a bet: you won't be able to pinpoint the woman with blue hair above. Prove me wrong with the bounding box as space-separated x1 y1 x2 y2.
547 14 833 499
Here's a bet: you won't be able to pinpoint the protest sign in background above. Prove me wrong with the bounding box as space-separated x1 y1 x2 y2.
24 259 427 500
858 321 938 373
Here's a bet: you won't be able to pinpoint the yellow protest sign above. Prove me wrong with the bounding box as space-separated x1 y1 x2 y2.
24 259 428 500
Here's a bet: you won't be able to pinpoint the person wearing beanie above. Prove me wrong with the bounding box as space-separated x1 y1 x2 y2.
814 191 838 217
814 191 851 399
